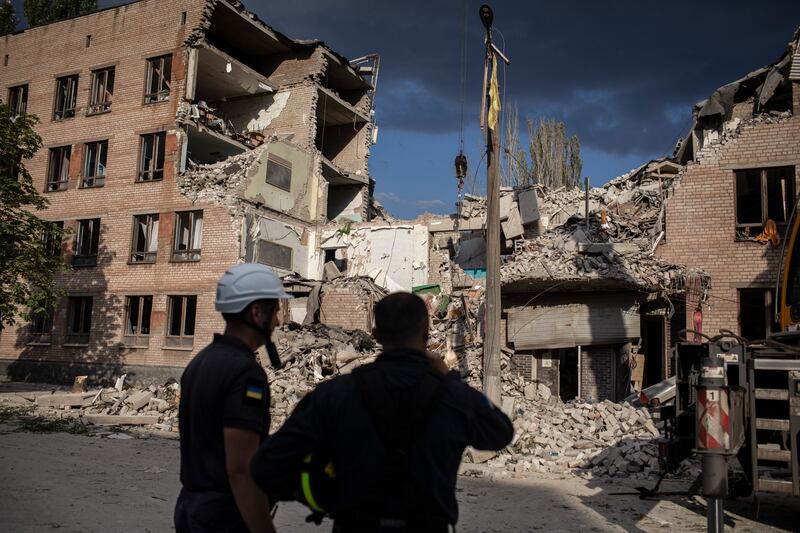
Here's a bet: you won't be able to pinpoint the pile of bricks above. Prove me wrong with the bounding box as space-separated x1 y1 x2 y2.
8 381 181 433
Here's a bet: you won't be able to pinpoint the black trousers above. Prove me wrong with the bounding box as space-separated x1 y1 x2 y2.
174 488 248 533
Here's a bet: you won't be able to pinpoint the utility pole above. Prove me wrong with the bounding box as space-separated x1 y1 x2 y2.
479 4 508 405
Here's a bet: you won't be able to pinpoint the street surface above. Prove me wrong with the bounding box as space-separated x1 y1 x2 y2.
0 420 798 532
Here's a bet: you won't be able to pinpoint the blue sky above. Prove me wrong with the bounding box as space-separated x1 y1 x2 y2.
12 0 800 219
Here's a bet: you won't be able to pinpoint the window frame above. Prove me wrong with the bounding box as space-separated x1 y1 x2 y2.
123 295 153 347
73 218 100 267
130 213 159 263
171 210 203 262
81 140 108 188
265 154 292 192
164 295 196 348
144 55 172 104
734 166 796 239
46 146 71 192
137 132 166 182
8 84 28 116
53 74 78 121
42 221 64 257
65 296 93 345
29 308 54 345
256 239 293 271
88 67 115 115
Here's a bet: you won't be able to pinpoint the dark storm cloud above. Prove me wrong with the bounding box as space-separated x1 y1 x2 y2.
252 0 800 156
37 0 799 156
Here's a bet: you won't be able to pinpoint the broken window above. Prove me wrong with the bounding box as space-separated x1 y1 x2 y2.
81 140 107 188
42 221 64 257
739 288 779 341
145 55 172 104
29 307 54 344
53 74 78 120
172 210 203 261
8 84 27 116
88 67 114 114
265 155 292 192
257 240 293 271
138 132 166 182
124 295 152 347
66 296 93 345
73 218 100 267
166 295 196 348
46 146 71 192
735 166 796 238
130 213 159 263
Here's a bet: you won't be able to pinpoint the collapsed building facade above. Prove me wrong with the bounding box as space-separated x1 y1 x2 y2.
0 0 379 380
658 30 800 343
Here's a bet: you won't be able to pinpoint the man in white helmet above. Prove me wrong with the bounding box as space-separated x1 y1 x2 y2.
175 263 290 533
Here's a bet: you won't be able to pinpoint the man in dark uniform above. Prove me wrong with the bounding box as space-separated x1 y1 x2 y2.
175 263 290 533
251 292 514 532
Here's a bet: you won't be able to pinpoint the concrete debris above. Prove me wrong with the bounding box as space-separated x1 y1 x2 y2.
464 379 665 479
24 382 181 431
266 322 380 430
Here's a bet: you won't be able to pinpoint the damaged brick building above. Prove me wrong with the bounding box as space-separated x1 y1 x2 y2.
658 29 800 343
0 0 379 380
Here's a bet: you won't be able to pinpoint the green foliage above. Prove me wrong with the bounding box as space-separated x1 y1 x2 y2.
23 0 96 27
0 101 68 327
0 0 17 35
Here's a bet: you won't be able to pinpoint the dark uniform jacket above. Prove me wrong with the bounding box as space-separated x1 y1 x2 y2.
175 334 270 532
250 348 513 526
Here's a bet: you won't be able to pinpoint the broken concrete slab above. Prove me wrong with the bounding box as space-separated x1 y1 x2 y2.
35 393 96 408
466 448 497 464
125 391 154 411
84 414 160 426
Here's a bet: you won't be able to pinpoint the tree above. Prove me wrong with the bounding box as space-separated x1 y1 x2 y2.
23 0 96 28
502 114 583 189
0 0 17 35
0 102 68 327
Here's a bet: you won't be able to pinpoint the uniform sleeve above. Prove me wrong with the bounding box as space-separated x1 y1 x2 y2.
456 378 514 451
250 383 330 498
222 364 270 435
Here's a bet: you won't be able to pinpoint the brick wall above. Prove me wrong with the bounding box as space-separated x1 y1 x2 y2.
0 0 240 377
319 287 373 332
657 111 800 340
580 345 616 401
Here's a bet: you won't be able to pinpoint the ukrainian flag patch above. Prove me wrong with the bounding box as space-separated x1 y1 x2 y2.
245 385 264 401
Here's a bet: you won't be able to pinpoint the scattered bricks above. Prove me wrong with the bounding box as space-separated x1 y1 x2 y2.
125 391 154 411
84 414 160 426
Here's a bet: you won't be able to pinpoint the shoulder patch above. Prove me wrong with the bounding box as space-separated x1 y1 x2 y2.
243 378 266 406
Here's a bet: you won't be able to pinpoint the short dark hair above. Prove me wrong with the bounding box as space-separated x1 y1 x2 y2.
222 299 277 324
373 292 429 345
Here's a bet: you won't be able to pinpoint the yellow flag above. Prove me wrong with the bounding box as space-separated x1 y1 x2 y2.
488 53 501 130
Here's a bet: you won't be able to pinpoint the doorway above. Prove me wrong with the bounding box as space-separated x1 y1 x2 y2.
642 317 665 387
559 348 578 401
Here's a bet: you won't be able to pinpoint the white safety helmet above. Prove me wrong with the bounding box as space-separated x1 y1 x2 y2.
215 263 292 314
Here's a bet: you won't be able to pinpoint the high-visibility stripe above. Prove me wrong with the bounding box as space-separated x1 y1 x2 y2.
302 454 324 513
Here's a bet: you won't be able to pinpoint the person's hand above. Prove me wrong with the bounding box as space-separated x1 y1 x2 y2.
426 351 449 375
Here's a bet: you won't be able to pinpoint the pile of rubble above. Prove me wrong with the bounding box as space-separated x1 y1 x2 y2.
461 372 665 479
501 227 703 290
3 379 181 433
266 322 379 430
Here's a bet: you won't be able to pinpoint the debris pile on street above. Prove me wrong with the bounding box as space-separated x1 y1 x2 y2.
1 379 181 432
